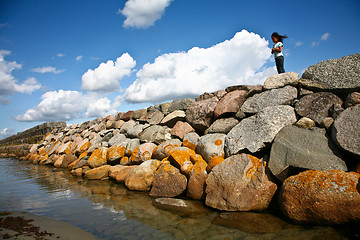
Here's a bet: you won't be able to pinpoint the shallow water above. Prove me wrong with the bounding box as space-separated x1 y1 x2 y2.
0 158 355 240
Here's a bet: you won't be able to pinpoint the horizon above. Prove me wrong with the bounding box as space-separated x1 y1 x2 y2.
1 0 359 139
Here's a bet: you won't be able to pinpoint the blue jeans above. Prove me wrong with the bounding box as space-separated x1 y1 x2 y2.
275 56 285 74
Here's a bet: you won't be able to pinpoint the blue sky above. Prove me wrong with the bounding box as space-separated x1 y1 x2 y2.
1 0 359 139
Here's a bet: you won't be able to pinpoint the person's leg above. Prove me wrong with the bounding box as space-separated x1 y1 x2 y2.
275 56 285 73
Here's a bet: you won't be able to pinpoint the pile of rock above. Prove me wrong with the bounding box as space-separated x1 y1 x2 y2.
23 53 360 224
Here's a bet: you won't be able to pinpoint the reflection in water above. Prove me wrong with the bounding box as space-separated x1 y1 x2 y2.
0 158 352 240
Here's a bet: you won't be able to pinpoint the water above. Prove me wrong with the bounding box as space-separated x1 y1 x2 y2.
0 158 355 240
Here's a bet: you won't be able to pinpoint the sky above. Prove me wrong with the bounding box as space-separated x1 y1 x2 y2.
0 0 359 139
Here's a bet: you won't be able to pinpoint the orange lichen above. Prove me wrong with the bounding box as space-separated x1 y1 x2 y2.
207 156 224 172
183 139 196 151
245 155 263 180
130 146 140 162
214 139 223 146
79 151 88 160
80 141 90 151
169 149 190 169
108 145 125 160
120 156 130 165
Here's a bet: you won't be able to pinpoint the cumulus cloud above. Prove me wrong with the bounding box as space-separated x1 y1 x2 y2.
0 50 41 104
0 128 15 140
31 66 65 74
120 0 173 28
81 53 136 92
15 90 114 122
312 32 330 46
124 30 275 103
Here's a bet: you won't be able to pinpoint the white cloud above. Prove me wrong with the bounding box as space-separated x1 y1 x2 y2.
312 32 330 46
31 66 65 74
76 55 83 61
15 90 114 122
81 53 136 92
0 50 41 104
124 29 275 103
295 41 303 47
120 0 173 28
56 53 65 57
0 128 15 140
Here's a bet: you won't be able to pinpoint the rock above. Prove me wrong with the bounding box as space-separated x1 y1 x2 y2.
195 90 226 101
149 162 188 198
182 132 200 151
132 108 147 120
112 165 137 183
147 104 161 112
187 161 207 200
85 165 110 180
160 110 186 127
108 133 128 147
29 144 39 154
101 131 114 142
205 118 239 134
74 157 88 169
320 117 334 130
54 155 65 168
214 90 247 118
205 154 277 211
71 168 83 177
225 85 263 97
120 120 137 134
61 154 77 168
125 160 161 191
152 198 210 217
126 124 149 138
139 125 171 144
206 156 225 173
152 139 182 160
263 72 299 90
106 120 115 129
142 111 164 125
295 117 316 129
114 120 126 129
279 170 360 224
344 92 360 108
107 145 126 165
185 97 219 132
300 53 360 94
93 122 106 132
332 105 360 156
225 105 297 155
241 86 297 114
120 110 134 121
129 143 156 164
196 133 226 163
171 121 195 140
160 102 171 115
268 125 347 181
125 139 140 157
74 139 90 156
329 103 344 120
87 148 108 168
168 98 195 113
235 109 246 120
56 142 71 155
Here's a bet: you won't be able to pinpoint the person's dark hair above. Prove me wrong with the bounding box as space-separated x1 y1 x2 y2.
271 32 288 42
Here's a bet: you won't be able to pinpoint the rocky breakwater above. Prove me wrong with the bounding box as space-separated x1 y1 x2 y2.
24 53 360 225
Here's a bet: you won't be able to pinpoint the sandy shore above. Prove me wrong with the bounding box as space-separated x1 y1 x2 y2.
0 211 100 240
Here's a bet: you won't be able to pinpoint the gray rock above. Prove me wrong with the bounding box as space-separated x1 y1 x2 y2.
263 72 299 90
186 97 219 132
160 110 186 127
300 53 360 94
196 133 226 162
152 139 182 160
108 133 128 147
141 111 164 125
120 120 138 134
344 92 360 108
241 86 298 114
183 132 200 151
295 92 343 124
132 108 147 120
125 139 140 157
160 102 171 115
225 105 297 155
268 125 347 181
168 98 195 113
126 124 149 138
139 125 171 144
332 105 360 156
205 118 239 134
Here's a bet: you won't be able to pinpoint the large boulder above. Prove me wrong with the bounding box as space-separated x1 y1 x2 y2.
331 105 360 157
119 120 137 134
344 92 360 108
124 160 161 191
168 98 195 113
213 90 247 118
152 139 182 160
295 92 343 124
182 132 200 151
126 124 149 139
204 118 239 134
241 86 297 114
87 147 108 168
196 133 226 163
171 121 195 140
185 97 219 132
129 143 157 164
107 145 126 165
225 105 297 155
187 161 208 200
85 165 110 180
141 111 164 125
149 162 188 198
205 154 277 211
160 110 186 127
139 125 171 144
279 170 360 224
263 72 299 90
269 125 347 181
300 53 360 94
125 139 140 157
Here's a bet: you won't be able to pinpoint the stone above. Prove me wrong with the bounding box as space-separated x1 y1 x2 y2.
53 155 65 168
107 145 126 165
320 117 334 130
225 85 263 97
295 117 316 129
139 125 171 144
187 161 207 200
114 120 126 129
108 133 128 147
160 110 186 127
56 142 71 155
263 72 299 90
205 154 277 211
129 142 157 164
149 162 188 198
125 139 140 157
196 133 226 163
214 90 247 118
300 53 360 94
279 170 360 224
85 165 110 180
147 104 161 112
182 132 200 151
87 148 108 168
344 92 360 108
113 165 137 183
126 124 149 138
106 115 115 121
125 160 161 191
195 90 227 101
132 108 147 120
152 198 210 216
93 122 106 132
225 105 297 155
171 121 195 140
74 157 88 169
152 139 182 160
204 118 239 134
71 168 83 177
60 154 77 168
160 102 171 115
141 111 164 125
29 144 39 154
119 120 137 134
105 120 115 129
168 148 195 177
101 131 114 142
329 103 344 120
74 139 90 156
206 156 225 173
241 86 298 114
268 125 347 181
331 105 360 156
185 97 219 132
120 110 134 121
168 98 195 113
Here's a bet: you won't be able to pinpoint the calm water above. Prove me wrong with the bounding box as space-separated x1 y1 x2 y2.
0 158 355 240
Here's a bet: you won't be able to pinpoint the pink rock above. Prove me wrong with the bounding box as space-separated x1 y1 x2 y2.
171 121 195 140
214 90 247 119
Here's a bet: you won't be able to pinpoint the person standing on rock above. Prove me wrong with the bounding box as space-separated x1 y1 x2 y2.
271 32 288 74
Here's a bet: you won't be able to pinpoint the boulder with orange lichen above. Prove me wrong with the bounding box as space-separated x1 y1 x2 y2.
85 165 111 180
196 133 226 163
187 160 208 200
129 143 156 164
150 162 188 198
207 156 225 173
87 147 108 168
125 160 161 191
107 145 126 165
279 170 360 224
205 154 277 211
109 165 137 183
152 139 182 160
182 132 200 151
125 139 140 157
168 147 197 175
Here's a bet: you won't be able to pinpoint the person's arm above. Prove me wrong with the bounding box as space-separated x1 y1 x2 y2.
272 45 282 53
